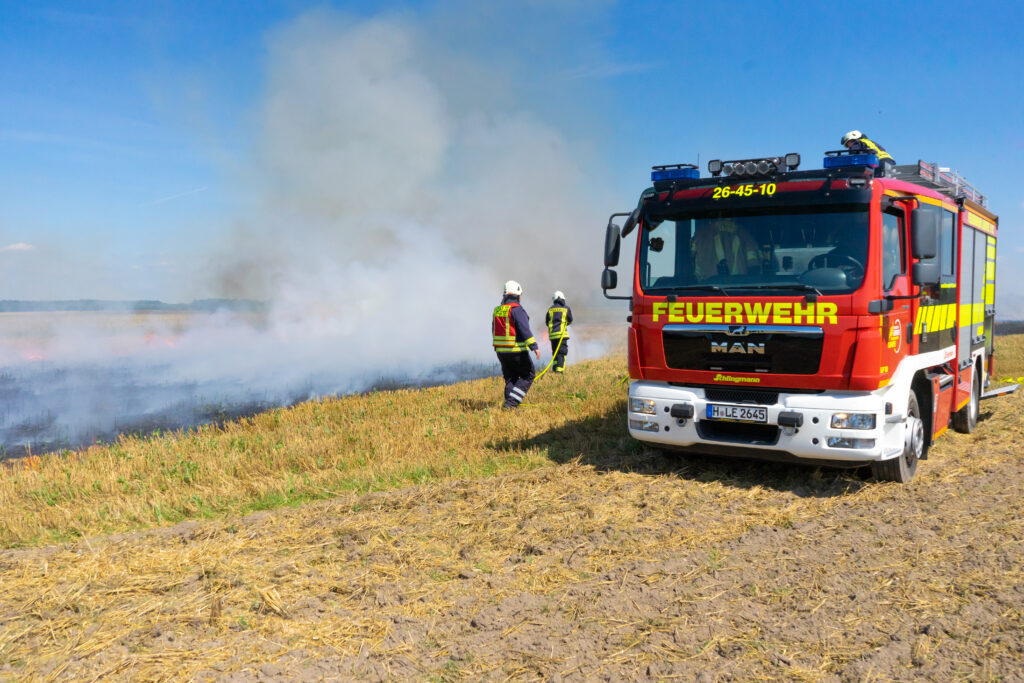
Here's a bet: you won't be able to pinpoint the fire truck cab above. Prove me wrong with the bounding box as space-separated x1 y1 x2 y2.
602 150 1017 482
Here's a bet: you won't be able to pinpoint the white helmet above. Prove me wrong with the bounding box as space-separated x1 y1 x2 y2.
552 290 565 302
504 280 523 296
841 130 863 146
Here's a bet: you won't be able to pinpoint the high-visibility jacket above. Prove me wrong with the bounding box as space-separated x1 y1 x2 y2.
850 136 893 163
493 301 537 353
546 303 573 339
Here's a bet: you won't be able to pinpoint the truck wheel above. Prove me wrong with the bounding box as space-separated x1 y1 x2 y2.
951 365 981 434
872 392 923 483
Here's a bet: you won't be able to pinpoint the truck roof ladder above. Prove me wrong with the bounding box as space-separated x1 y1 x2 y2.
890 161 987 207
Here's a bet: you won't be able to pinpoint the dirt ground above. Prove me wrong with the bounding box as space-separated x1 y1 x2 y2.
1 393 1023 681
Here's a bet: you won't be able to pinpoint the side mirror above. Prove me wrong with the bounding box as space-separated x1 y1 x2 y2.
910 207 938 259
912 261 940 286
621 208 641 238
601 268 617 290
604 221 622 267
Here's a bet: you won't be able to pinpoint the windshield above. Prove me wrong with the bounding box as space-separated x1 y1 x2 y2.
639 206 869 295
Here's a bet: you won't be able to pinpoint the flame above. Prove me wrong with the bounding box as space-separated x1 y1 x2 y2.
143 332 177 348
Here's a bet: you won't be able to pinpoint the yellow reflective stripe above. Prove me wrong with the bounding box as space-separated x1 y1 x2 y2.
916 303 962 334
886 191 957 213
965 212 996 235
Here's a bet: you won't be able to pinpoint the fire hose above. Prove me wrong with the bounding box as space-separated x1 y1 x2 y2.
534 335 565 380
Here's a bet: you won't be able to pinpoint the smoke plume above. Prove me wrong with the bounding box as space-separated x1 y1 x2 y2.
1 8 614 455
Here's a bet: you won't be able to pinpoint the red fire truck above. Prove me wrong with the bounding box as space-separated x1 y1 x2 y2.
602 150 1017 482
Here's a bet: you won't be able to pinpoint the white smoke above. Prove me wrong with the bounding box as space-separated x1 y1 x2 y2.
0 9 615 453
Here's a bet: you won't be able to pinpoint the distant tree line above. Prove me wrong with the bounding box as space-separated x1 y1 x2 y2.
0 299 267 313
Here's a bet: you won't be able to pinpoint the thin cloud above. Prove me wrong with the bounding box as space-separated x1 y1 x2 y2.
146 186 209 206
561 60 658 80
1 243 36 252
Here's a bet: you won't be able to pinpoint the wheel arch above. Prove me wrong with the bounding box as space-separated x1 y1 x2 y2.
911 370 934 448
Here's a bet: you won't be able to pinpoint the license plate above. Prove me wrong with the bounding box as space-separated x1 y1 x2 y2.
706 403 768 423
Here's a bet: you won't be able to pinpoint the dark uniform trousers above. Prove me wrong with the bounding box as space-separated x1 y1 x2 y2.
550 337 568 373
498 351 535 408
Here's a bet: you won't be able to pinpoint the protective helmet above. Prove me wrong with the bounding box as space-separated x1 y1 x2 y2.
552 290 565 302
504 280 523 296
841 130 863 146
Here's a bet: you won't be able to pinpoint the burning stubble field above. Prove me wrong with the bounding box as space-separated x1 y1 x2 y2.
1 337 1023 680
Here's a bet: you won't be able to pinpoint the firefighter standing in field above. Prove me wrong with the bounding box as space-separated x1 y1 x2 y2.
545 291 573 375
842 130 895 176
493 280 540 409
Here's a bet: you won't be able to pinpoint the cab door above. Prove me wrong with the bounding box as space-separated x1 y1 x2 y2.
879 207 911 380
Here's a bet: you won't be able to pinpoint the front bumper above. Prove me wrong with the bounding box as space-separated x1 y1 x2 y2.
627 381 905 463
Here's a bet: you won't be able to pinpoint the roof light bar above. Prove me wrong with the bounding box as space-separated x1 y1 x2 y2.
823 149 879 169
651 163 699 182
708 155 796 178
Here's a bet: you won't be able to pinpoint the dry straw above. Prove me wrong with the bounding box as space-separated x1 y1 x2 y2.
0 336 1020 678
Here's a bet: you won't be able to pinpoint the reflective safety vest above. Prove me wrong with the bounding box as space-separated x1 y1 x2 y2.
493 303 533 352
858 137 893 162
547 306 570 339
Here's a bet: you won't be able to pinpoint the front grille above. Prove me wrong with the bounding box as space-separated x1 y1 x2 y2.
704 388 780 404
663 325 824 375
697 421 780 446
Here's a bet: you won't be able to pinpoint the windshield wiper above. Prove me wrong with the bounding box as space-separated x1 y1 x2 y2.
671 284 731 296
727 283 824 298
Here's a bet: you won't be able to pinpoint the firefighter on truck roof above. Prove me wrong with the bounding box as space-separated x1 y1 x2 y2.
842 130 895 176
492 280 540 409
545 291 573 375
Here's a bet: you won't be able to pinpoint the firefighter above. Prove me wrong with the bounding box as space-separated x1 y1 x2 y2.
691 219 761 281
492 280 540 409
842 130 895 176
545 291 573 375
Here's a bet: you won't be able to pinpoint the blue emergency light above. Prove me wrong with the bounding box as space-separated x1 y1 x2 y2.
823 153 878 169
651 164 700 182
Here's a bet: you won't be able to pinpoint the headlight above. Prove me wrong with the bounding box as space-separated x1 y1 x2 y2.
629 418 660 432
831 412 876 430
630 398 657 415
827 437 875 449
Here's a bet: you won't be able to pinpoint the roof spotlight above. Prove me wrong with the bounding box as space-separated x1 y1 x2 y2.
722 163 734 176
784 152 801 170
744 161 758 175
756 160 772 174
708 159 723 177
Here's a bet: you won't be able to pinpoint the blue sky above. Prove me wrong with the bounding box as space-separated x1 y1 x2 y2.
2 0 1022 312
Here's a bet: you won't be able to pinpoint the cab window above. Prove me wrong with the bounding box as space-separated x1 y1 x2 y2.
882 211 905 291
941 209 956 277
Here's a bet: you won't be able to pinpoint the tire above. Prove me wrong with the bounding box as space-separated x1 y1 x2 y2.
952 363 981 434
872 392 924 483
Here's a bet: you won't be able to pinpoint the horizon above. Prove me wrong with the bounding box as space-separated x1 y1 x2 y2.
1 0 1022 315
